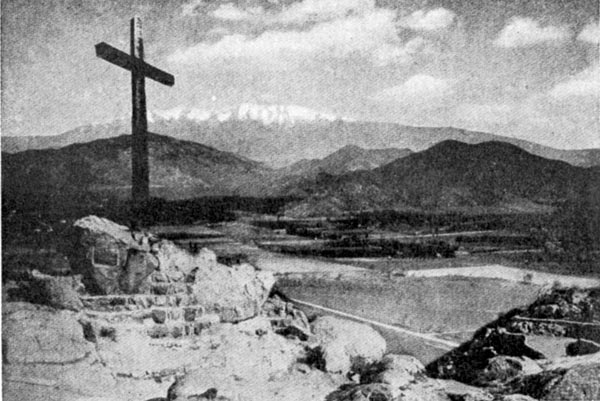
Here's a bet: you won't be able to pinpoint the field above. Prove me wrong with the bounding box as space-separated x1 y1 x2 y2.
279 275 540 337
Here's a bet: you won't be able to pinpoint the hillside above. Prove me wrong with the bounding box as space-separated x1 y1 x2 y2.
1 133 273 204
286 140 599 216
280 145 412 177
3 109 599 168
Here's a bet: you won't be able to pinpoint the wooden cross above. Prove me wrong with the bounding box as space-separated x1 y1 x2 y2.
95 16 174 205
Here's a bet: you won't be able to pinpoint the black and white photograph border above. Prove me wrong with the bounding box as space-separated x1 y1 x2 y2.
1 1 599 400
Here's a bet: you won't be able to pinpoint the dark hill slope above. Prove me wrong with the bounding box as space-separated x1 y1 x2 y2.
281 145 412 177
1 133 273 203
287 141 598 216
3 119 599 168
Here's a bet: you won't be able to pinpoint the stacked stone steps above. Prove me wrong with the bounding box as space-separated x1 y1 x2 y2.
81 294 221 339
81 293 199 311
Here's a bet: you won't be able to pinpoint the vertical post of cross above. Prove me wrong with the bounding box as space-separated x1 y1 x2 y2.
130 16 149 205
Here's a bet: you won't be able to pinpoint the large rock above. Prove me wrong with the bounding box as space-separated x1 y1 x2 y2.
152 240 217 279
28 270 84 311
326 383 396 401
70 216 154 294
311 316 386 375
2 302 94 364
165 327 304 400
509 362 600 401
361 354 425 389
476 356 542 385
191 262 275 322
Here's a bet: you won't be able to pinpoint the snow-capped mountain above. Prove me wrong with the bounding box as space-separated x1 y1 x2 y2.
150 103 341 126
3 103 600 169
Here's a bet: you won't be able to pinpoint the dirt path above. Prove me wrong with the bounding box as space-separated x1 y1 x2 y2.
290 298 459 351
406 265 600 288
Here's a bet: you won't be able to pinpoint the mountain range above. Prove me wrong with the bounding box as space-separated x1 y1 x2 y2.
3 132 598 217
3 104 599 168
285 140 599 216
1 133 272 203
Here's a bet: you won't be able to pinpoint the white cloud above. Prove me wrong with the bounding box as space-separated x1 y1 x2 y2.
550 64 600 99
276 0 375 24
185 0 376 25
211 3 263 21
371 36 431 67
372 74 453 103
454 103 517 129
181 0 205 17
399 8 455 31
494 17 569 47
577 21 600 44
169 9 423 67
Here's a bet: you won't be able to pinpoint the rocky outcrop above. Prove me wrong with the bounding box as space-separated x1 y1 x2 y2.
311 316 387 375
69 215 155 294
68 215 275 322
508 361 600 401
2 302 120 401
3 302 94 364
361 354 425 388
27 270 84 311
189 262 275 323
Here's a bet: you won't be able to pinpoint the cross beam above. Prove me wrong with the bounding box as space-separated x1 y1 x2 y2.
95 17 174 205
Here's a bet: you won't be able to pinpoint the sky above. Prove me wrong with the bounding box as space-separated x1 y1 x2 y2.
2 0 599 149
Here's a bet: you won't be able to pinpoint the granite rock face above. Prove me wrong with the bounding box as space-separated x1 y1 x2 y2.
69 215 153 294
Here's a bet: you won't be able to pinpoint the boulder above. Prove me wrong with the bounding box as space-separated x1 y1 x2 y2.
540 363 600 401
28 270 84 311
325 383 395 401
2 302 94 364
476 356 542 384
165 329 302 400
311 316 386 375
70 216 152 294
361 354 425 388
120 249 158 293
190 263 275 322
509 362 600 401
435 379 494 401
153 240 216 280
263 295 312 341
501 395 538 401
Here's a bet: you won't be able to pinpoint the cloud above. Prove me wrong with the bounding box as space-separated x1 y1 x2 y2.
169 9 425 68
186 0 376 25
181 0 205 17
494 17 569 47
211 3 263 21
550 64 600 99
454 103 516 128
577 21 600 44
371 36 431 67
276 0 375 25
399 8 455 31
372 75 453 103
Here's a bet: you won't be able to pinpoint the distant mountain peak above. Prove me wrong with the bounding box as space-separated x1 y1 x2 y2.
150 103 345 126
